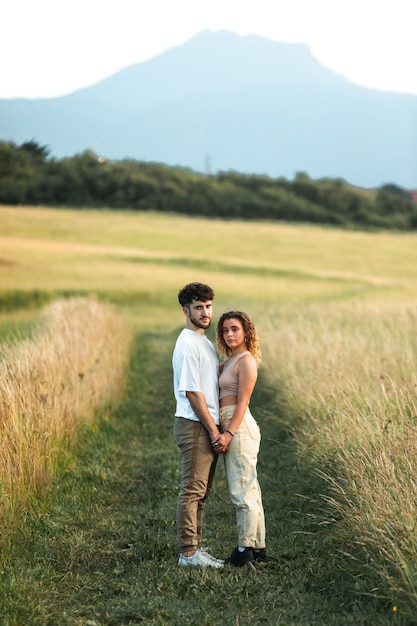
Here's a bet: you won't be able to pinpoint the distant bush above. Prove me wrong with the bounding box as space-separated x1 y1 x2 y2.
0 140 415 230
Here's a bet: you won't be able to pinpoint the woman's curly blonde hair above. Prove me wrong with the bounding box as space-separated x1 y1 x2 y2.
216 311 261 364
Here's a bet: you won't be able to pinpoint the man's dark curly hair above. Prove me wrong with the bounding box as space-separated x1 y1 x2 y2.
178 282 214 306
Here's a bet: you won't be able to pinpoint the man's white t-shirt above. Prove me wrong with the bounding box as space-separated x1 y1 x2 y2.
172 328 220 424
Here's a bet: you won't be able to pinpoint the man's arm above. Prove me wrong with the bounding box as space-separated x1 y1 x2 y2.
186 391 220 443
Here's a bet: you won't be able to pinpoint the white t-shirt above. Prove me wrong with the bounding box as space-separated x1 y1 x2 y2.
172 328 220 424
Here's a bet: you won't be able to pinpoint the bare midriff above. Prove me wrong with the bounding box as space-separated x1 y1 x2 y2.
220 395 237 408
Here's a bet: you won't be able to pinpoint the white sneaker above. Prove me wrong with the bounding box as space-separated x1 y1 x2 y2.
199 546 224 565
178 549 223 568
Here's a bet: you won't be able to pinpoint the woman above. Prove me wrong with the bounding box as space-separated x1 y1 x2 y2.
213 311 266 566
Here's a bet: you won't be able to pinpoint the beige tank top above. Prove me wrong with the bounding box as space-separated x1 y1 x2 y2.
219 351 251 399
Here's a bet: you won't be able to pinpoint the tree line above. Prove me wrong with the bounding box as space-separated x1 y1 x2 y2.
1 140 416 230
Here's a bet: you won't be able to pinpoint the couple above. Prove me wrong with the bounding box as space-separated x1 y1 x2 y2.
172 282 266 568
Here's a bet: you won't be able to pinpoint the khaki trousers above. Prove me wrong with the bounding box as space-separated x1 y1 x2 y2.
220 405 266 548
174 417 218 553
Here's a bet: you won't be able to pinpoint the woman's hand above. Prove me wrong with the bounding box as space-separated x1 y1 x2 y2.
212 431 233 454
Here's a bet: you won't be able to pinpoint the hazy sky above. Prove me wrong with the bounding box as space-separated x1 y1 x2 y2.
2 0 416 99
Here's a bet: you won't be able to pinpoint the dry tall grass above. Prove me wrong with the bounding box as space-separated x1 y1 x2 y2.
259 302 417 605
0 298 133 534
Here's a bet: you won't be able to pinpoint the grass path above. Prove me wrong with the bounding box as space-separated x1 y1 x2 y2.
0 330 397 625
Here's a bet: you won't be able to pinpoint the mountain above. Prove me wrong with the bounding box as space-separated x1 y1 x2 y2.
1 30 416 188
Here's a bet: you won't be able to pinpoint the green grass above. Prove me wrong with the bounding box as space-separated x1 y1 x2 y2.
0 330 398 625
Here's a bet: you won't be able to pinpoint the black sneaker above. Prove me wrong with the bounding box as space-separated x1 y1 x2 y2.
253 548 267 563
224 547 255 567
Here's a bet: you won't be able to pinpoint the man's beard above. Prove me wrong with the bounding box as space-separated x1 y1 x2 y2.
189 312 211 330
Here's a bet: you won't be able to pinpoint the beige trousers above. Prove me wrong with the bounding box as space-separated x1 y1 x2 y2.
220 405 266 548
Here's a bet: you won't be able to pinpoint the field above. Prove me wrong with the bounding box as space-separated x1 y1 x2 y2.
1 205 417 625
2 205 417 321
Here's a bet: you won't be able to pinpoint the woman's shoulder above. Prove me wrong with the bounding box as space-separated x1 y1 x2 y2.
239 350 254 360
236 351 257 368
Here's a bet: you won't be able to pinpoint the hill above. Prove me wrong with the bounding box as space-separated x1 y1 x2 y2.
0 30 416 188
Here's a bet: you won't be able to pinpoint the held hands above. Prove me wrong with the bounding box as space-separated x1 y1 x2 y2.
212 431 233 454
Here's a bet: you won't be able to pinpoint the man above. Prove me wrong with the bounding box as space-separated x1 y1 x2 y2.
172 282 224 568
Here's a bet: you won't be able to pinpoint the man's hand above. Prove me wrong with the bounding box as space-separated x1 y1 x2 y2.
212 431 233 454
